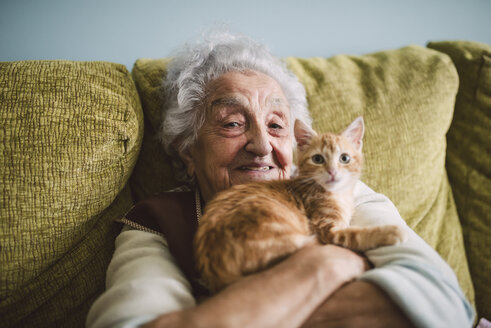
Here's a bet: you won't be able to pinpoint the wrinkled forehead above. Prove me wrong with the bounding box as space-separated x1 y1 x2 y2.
209 94 289 116
206 71 289 106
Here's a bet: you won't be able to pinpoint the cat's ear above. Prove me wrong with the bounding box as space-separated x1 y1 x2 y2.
294 119 317 150
342 116 364 151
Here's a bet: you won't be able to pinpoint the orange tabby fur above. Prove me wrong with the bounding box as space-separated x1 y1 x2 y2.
194 117 406 292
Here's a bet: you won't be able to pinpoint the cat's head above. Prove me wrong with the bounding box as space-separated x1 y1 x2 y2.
294 117 364 192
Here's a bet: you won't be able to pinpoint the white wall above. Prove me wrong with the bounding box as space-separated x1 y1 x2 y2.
1 0 490 69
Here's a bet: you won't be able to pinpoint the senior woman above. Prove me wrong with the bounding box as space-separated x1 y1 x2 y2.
86 32 474 328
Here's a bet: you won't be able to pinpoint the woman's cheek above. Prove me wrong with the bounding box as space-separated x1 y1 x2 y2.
274 139 293 174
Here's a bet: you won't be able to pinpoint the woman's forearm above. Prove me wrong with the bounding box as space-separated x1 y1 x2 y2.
301 280 415 328
144 244 367 328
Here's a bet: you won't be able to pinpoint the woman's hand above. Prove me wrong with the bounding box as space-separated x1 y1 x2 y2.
314 243 371 281
301 281 415 328
143 243 368 328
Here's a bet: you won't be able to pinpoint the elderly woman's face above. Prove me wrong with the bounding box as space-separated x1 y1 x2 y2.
182 71 293 201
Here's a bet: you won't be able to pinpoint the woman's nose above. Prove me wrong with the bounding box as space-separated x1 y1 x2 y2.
245 125 273 157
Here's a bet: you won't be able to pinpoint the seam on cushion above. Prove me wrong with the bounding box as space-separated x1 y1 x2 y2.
463 51 490 217
476 53 491 105
475 52 491 99
463 160 471 223
119 155 127 190
474 54 484 101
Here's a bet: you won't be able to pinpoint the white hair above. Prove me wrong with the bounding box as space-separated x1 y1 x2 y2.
160 31 311 181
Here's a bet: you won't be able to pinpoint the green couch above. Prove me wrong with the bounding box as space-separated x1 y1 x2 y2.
1 41 489 327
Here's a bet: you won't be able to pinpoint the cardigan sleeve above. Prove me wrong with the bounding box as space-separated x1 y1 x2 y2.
86 226 196 328
353 181 475 328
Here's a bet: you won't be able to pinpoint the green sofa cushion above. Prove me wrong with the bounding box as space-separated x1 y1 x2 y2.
131 46 474 308
0 60 143 327
428 40 491 320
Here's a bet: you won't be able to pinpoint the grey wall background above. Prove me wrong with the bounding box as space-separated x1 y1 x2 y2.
1 0 490 70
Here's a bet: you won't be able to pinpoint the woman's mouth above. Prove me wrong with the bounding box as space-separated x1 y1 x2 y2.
238 166 273 171
232 163 281 183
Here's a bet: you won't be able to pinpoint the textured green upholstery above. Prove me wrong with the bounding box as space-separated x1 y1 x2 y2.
0 61 143 326
428 41 491 320
130 46 474 307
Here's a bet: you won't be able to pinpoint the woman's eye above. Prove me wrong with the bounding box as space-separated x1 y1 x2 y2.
270 123 283 129
312 154 325 164
224 122 240 128
339 153 351 164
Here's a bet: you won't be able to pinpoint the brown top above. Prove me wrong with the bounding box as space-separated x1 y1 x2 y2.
118 189 210 298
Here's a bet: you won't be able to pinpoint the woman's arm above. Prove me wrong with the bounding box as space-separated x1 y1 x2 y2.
86 225 368 328
306 181 474 328
144 242 367 328
86 227 197 328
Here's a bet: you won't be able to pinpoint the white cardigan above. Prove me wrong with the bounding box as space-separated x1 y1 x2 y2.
86 182 475 328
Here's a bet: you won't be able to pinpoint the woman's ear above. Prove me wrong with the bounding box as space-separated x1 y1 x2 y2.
294 119 317 151
179 148 196 177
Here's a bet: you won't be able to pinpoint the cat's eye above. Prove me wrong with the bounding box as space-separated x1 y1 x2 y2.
339 153 351 164
312 154 325 164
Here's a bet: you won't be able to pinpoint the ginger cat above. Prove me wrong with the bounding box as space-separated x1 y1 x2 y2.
194 117 407 292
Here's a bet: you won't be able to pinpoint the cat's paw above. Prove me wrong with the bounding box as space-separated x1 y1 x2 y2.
384 225 408 245
312 219 347 244
315 229 331 244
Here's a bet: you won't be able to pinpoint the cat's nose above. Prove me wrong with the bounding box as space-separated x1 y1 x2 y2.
328 168 337 176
